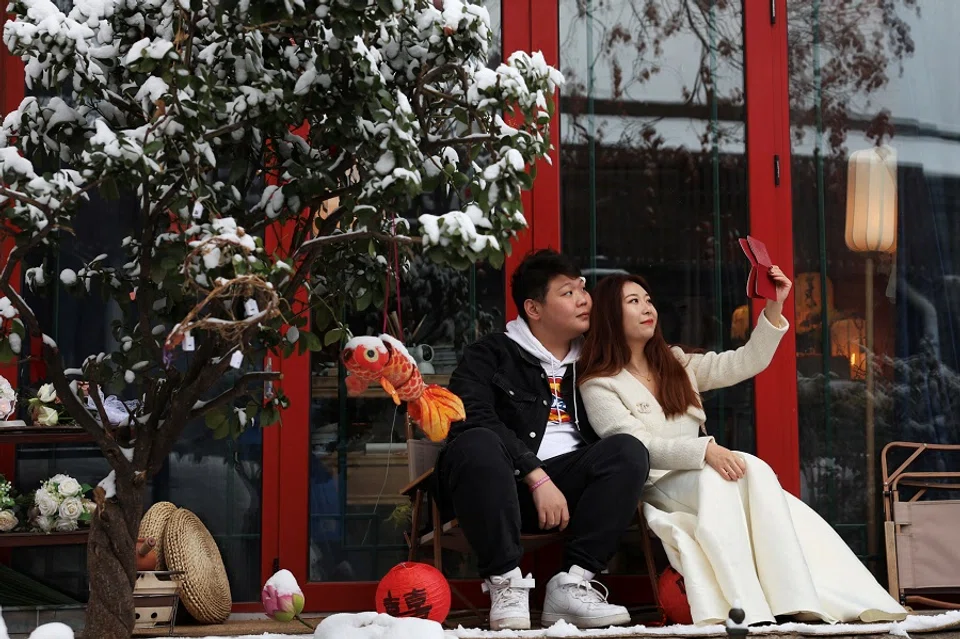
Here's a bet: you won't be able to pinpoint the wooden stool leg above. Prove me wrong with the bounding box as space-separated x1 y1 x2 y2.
431 501 443 573
408 489 422 562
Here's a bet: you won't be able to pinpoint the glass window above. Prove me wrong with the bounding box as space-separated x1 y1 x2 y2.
559 0 753 459
306 1 504 584
789 0 960 569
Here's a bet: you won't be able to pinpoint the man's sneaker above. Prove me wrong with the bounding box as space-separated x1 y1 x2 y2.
481 567 536 630
541 566 632 629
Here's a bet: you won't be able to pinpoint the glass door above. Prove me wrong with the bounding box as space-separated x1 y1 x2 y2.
554 0 798 600
274 1 507 611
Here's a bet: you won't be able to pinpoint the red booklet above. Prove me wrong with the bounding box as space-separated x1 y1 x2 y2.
738 235 777 300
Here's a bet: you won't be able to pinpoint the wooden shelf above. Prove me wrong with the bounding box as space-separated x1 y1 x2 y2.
0 426 93 445
0 529 89 547
312 374 452 399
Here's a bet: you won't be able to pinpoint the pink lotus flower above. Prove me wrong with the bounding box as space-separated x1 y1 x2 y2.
262 569 308 627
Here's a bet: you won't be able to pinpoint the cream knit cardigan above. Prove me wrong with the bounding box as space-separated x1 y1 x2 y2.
580 312 788 473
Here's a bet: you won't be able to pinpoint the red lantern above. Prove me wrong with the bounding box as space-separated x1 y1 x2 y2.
658 566 692 625
375 562 451 624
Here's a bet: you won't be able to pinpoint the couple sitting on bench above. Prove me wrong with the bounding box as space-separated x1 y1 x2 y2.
435 250 907 630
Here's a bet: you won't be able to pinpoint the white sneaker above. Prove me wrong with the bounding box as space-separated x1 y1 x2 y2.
482 567 536 630
541 566 632 629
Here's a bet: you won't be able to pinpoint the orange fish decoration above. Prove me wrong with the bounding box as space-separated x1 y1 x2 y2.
341 334 465 442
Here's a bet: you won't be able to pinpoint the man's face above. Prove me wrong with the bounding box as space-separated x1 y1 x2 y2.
526 275 592 340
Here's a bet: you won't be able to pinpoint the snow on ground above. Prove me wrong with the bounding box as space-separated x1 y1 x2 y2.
177 610 960 639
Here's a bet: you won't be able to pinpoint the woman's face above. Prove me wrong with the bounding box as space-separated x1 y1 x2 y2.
622 281 658 344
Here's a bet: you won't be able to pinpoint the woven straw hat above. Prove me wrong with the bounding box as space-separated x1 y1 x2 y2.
164 508 232 624
138 501 178 569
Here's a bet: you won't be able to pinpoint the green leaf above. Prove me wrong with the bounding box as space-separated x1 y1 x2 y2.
80 483 93 494
356 289 373 312
324 327 345 346
313 305 332 332
518 172 533 190
11 319 25 339
489 251 505 269
204 408 229 432
259 404 280 428
213 419 231 440
0 340 14 364
301 331 323 352
143 140 163 155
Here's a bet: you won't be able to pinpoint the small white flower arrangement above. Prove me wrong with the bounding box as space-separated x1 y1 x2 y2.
27 383 73 427
29 474 95 533
0 474 18 532
0 375 16 421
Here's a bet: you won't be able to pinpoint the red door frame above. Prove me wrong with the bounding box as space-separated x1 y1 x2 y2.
0 47 24 497
744 0 800 495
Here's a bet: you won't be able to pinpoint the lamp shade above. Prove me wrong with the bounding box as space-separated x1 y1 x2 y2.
845 145 897 253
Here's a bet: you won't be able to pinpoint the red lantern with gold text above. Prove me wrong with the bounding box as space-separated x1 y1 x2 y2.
375 562 450 624
658 566 693 625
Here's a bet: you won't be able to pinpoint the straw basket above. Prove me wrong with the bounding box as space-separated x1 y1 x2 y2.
138 501 178 570
164 508 232 624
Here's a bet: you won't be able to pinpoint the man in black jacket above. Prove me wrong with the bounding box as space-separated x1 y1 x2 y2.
437 250 650 630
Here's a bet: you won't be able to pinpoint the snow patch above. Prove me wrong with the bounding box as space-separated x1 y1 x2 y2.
98 470 116 499
264 569 301 597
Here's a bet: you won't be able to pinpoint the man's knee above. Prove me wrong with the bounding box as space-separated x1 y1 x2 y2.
596 434 651 484
444 428 511 474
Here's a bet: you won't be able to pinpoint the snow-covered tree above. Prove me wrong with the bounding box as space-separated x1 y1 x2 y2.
0 0 561 636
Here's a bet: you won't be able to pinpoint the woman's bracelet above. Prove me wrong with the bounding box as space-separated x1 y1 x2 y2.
529 475 552 492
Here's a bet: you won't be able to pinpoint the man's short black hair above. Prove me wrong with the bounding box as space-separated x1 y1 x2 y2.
510 249 582 322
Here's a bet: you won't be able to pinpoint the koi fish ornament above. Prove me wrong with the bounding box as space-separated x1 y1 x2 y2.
341 335 465 441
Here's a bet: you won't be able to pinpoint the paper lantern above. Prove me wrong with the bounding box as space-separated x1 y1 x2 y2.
831 318 867 380
658 566 692 625
376 562 450 624
845 145 897 254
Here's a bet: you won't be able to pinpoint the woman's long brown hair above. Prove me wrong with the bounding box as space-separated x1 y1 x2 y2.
578 274 701 419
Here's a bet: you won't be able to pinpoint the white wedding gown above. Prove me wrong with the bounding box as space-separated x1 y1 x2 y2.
643 453 909 625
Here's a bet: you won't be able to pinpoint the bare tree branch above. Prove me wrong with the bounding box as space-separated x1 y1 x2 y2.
188 371 283 420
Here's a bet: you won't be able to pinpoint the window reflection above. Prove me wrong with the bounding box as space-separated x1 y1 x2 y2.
790 1 960 568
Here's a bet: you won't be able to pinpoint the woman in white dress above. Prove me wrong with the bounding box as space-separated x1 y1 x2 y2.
577 268 907 626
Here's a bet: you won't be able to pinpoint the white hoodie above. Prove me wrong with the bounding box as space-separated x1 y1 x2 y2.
504 318 585 460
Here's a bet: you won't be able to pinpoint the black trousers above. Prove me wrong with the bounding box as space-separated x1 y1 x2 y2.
437 428 650 578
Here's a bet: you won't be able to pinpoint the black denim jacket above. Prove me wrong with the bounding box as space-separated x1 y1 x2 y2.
445 333 600 478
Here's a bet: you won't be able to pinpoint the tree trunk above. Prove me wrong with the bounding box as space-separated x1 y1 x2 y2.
81 471 143 639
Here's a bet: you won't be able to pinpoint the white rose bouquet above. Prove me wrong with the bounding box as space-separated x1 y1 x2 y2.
27 383 74 426
30 474 93 533
0 474 19 532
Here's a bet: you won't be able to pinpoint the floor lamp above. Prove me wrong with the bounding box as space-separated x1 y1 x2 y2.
844 144 897 570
